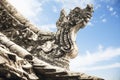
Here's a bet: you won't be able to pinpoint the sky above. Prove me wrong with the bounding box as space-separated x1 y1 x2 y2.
8 0 120 80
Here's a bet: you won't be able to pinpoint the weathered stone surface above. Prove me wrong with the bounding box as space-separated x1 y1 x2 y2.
0 44 38 80
0 0 104 80
0 0 93 69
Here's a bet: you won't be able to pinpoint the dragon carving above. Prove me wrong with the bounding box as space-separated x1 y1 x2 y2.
35 4 93 59
55 5 93 58
0 0 93 69
0 1 105 80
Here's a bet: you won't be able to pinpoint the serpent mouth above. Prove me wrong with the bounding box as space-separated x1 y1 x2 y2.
69 4 94 39
68 4 93 58
82 4 93 26
55 4 93 58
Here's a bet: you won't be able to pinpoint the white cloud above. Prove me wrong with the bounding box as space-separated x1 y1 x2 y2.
107 6 114 12
75 62 120 72
95 4 101 10
8 0 56 31
101 0 118 4
111 11 118 17
39 24 57 31
100 14 105 19
55 0 95 12
109 7 113 11
8 0 42 19
70 45 120 71
112 11 117 15
102 18 107 22
87 22 93 26
106 5 118 17
53 6 58 13
88 62 120 71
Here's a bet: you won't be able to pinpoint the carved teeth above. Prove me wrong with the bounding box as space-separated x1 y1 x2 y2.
86 18 90 22
84 18 89 23
81 18 84 21
87 15 91 18
77 20 82 24
83 21 87 25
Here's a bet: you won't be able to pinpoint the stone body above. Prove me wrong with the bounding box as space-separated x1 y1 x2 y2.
0 0 103 80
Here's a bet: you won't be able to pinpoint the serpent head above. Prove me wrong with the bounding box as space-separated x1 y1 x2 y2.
55 4 93 58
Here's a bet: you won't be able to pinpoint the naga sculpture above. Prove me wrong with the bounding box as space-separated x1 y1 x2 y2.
0 0 93 69
32 4 93 68
55 5 93 58
0 0 104 80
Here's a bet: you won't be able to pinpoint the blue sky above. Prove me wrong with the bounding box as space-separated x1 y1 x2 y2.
9 0 120 80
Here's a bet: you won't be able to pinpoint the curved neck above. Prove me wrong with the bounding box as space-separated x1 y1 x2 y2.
55 26 79 59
